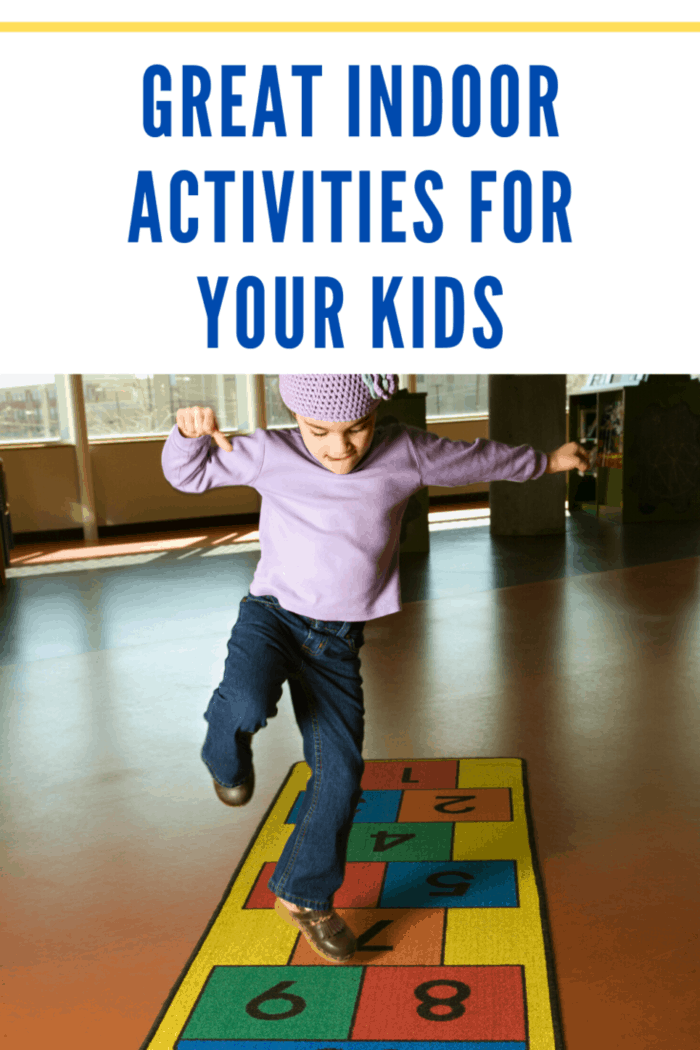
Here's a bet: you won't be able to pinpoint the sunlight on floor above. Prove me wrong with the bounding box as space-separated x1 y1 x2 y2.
5 504 570 577
429 507 491 531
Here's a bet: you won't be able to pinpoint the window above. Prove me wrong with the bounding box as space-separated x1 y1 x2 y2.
264 374 294 427
81 374 249 438
0 375 59 442
414 375 488 418
0 373 503 448
566 375 589 398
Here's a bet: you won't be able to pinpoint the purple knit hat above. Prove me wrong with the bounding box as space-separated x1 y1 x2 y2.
279 374 398 422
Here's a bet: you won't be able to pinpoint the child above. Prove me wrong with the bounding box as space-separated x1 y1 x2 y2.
161 373 588 963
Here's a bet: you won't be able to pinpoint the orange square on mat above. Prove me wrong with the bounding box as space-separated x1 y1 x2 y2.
290 908 445 966
244 862 386 910
351 964 526 1041
361 760 458 791
398 788 512 822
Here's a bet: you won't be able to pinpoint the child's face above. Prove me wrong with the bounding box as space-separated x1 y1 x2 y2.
295 411 377 474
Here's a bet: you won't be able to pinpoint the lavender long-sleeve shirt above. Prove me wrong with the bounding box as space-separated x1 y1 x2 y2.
161 423 547 622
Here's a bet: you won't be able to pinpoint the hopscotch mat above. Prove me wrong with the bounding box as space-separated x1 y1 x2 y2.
142 758 565 1050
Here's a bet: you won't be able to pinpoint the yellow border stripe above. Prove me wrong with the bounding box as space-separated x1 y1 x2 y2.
1 21 699 33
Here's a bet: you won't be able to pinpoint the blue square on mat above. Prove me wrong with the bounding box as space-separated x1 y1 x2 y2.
285 790 401 825
380 860 518 908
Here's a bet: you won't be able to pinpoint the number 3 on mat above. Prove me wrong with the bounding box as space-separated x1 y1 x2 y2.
433 795 476 813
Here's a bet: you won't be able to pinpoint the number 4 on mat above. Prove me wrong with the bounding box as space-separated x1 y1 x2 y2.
370 831 415 852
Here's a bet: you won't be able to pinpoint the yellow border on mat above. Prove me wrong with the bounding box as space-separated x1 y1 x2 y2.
0 21 699 32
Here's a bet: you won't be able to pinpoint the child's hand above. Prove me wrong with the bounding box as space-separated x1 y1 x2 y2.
176 406 233 452
545 441 590 475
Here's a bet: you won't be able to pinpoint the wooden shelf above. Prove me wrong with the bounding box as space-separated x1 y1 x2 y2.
568 376 700 524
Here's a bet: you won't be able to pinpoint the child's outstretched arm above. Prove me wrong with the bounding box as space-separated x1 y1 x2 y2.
176 406 233 451
400 426 591 489
162 405 264 494
544 441 591 475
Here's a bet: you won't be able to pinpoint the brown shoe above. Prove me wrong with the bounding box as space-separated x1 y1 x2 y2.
212 767 254 806
274 898 356 963
212 733 254 806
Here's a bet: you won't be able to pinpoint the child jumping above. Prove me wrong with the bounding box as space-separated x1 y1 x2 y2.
161 373 588 963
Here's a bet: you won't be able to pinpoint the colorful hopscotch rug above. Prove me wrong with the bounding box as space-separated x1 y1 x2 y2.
142 758 564 1050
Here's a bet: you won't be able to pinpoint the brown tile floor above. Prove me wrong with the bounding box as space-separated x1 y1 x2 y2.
2 534 699 1048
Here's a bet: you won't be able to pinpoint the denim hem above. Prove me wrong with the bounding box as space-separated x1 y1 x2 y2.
268 882 332 911
201 752 252 790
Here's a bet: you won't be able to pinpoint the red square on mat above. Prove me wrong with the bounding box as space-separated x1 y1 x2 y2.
334 863 385 907
244 862 385 910
244 862 277 909
361 760 458 791
350 965 526 1042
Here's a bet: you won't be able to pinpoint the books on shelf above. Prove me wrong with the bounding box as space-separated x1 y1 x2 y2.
598 399 624 469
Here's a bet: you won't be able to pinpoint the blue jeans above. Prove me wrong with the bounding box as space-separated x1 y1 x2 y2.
201 594 366 910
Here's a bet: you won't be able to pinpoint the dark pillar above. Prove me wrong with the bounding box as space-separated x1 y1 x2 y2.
488 374 566 536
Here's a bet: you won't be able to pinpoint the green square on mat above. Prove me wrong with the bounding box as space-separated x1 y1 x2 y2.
180 965 362 1041
346 822 452 862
